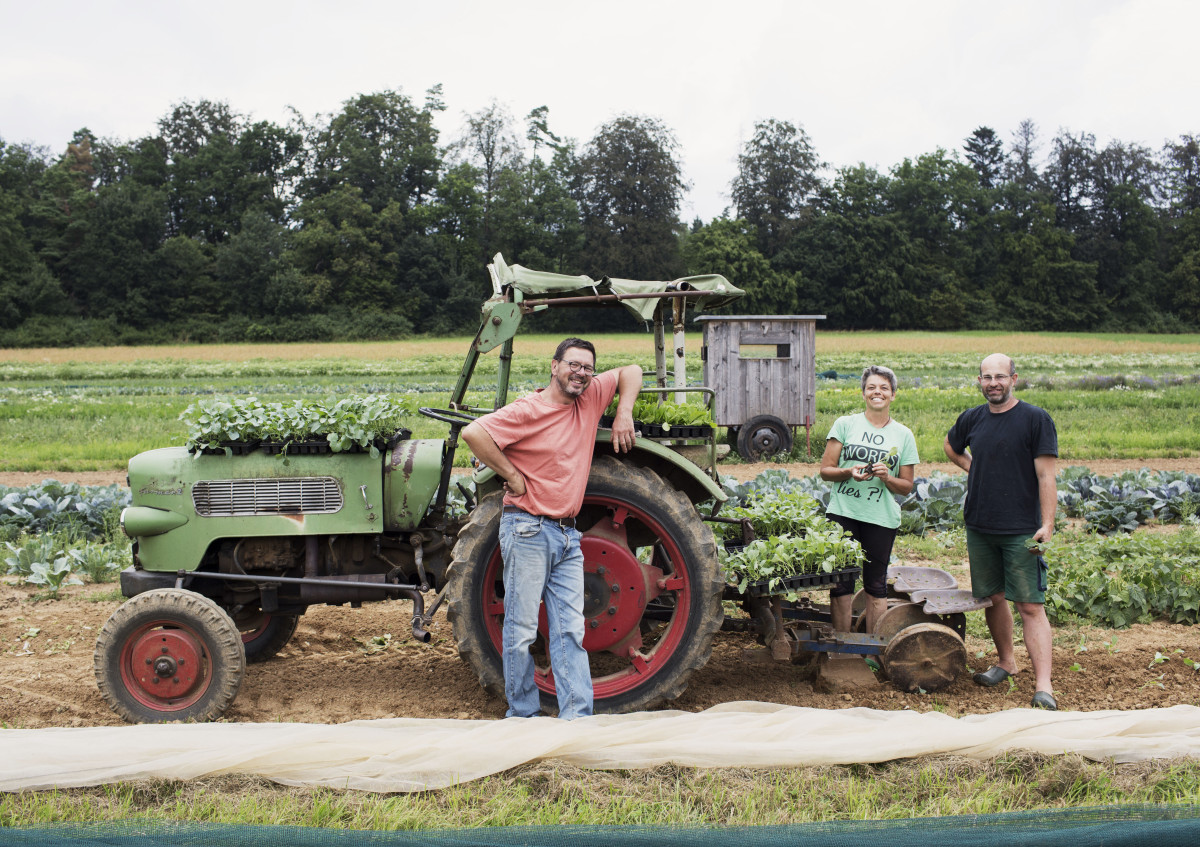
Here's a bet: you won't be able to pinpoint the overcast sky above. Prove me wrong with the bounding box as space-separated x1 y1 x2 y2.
3 0 1197 222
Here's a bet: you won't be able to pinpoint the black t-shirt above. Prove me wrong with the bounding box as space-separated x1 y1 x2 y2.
946 400 1058 534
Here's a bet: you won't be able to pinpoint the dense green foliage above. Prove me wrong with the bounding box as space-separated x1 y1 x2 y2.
1044 530 1200 627
603 396 714 428
2 94 1198 344
179 395 417 455
1 480 131 588
718 489 865 593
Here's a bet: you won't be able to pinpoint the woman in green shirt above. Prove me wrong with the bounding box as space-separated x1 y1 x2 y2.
819 365 919 633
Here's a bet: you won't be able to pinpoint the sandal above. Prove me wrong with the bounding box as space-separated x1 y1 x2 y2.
973 665 1013 687
1031 690 1058 710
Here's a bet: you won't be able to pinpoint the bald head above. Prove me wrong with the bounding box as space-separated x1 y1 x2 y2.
978 353 1017 408
980 354 1014 377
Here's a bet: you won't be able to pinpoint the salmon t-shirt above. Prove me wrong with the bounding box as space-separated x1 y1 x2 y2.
476 369 619 518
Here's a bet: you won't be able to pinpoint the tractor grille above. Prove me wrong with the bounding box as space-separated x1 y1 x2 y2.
192 477 343 517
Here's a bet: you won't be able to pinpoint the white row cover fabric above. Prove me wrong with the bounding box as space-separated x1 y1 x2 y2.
4 702 1200 794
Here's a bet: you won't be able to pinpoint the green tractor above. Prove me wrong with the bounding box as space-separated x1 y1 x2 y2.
95 255 745 723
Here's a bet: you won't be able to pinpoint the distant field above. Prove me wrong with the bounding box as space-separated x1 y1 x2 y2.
2 332 1199 471
5 329 1200 366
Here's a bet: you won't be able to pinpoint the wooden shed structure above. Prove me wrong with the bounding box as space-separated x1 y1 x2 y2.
694 314 825 460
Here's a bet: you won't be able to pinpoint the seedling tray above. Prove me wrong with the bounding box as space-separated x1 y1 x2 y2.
600 415 713 440
745 566 862 598
199 440 261 456
194 428 413 457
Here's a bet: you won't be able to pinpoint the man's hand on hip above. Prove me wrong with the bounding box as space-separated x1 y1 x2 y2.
503 474 527 497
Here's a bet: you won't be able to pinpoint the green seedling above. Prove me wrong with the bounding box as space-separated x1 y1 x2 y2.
1069 663 1084 672
353 633 393 655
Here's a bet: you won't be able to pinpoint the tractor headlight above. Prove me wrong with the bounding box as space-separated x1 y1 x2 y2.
120 506 188 538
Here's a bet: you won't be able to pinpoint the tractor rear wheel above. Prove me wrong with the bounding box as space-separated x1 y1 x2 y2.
235 611 299 663
448 455 724 714
94 588 245 723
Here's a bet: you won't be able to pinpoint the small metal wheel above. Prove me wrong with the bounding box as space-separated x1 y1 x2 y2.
873 600 939 640
735 415 792 461
881 622 966 693
94 588 246 723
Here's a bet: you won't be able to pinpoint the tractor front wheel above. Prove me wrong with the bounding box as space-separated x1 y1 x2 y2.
94 588 246 723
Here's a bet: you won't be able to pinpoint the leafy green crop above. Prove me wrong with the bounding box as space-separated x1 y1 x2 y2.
725 525 864 596
1057 467 1200 533
0 481 128 542
179 395 417 457
1044 530 1200 627
26 556 83 597
604 397 714 428
718 489 864 594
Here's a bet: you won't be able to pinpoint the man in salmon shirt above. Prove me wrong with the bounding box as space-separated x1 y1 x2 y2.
461 338 643 719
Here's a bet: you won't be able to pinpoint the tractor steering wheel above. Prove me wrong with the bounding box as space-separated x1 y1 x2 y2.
418 407 481 429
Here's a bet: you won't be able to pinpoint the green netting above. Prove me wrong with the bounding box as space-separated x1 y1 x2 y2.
5 806 1200 846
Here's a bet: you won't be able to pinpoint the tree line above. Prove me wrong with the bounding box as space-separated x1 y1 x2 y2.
1 87 1198 345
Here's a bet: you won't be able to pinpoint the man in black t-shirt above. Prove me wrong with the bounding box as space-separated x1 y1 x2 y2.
944 353 1059 710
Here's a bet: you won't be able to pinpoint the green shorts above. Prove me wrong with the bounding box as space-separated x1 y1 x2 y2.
966 529 1047 604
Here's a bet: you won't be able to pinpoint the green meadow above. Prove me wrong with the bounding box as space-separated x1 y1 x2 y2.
2 332 1199 472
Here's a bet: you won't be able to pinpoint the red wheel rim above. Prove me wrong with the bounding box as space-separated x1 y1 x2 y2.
238 612 270 644
479 494 694 701
118 620 213 711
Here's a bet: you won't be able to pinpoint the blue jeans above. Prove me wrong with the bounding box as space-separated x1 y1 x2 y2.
499 509 593 720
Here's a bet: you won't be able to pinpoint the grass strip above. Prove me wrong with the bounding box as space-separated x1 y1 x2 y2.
3 755 1199 828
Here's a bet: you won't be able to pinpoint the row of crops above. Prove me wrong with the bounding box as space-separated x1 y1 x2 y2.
7 468 1199 628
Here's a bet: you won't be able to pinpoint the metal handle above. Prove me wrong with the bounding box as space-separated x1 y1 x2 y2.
360 485 375 510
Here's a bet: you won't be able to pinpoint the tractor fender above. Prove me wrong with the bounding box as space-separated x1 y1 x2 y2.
470 432 725 507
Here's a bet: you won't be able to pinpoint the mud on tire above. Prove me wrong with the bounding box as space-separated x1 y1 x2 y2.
447 455 724 714
94 588 246 723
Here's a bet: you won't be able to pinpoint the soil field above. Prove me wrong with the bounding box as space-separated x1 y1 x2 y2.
3 459 1199 730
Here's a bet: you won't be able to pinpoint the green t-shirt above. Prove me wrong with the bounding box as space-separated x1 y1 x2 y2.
825 412 919 529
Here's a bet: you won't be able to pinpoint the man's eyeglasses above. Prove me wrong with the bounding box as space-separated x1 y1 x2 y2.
979 374 1013 383
558 359 595 375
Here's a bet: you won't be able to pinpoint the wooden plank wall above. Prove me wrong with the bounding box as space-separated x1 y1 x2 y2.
702 319 816 428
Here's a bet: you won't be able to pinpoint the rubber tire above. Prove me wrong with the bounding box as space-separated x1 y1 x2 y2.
736 415 793 461
94 588 246 723
238 613 299 664
447 455 725 714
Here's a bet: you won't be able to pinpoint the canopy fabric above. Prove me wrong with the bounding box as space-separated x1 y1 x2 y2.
487 254 744 323
5 702 1199 794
